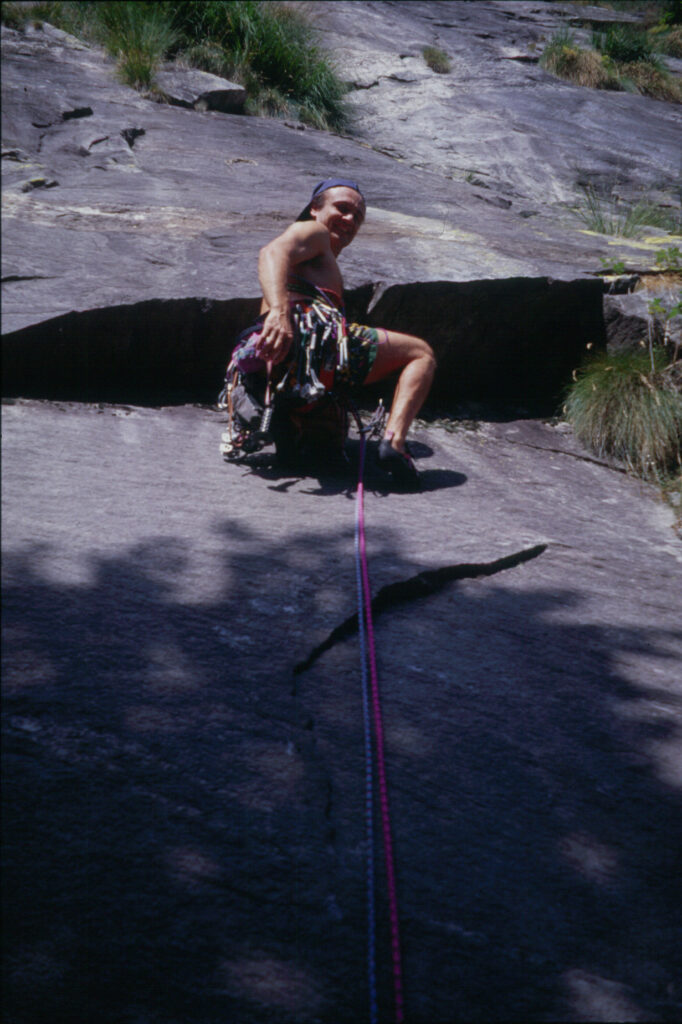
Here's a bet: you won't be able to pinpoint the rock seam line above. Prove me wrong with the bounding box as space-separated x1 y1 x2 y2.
293 542 547 677
502 438 629 474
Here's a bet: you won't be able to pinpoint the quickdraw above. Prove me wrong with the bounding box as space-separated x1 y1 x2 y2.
218 294 353 462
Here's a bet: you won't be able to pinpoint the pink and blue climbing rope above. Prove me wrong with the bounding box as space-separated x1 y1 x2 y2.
355 433 378 1024
355 428 405 1024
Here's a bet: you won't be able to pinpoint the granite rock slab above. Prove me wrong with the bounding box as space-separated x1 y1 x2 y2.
155 64 246 113
3 4 680 340
2 7 682 1017
2 399 681 1022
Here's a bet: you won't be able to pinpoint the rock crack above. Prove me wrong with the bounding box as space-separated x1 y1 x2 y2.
294 543 547 675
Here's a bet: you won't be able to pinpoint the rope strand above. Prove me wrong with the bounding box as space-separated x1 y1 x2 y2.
356 428 405 1024
356 434 378 1024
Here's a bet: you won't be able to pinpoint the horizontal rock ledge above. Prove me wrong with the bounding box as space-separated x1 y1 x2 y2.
1 277 606 411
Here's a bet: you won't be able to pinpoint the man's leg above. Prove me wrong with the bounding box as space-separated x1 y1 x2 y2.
364 330 436 452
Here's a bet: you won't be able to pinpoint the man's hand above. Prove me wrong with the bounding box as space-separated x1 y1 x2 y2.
256 222 331 364
256 305 294 364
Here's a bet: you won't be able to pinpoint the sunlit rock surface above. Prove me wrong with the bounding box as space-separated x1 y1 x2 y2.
2 2 680 336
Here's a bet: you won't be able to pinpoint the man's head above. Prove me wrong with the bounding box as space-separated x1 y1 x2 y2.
297 178 365 253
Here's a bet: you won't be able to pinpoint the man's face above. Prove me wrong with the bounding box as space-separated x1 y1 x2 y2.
311 186 365 254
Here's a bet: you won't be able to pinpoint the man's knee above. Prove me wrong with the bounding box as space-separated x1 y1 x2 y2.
366 330 435 385
393 331 435 366
414 336 436 374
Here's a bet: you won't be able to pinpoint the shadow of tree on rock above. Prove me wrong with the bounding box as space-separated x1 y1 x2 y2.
2 526 681 1023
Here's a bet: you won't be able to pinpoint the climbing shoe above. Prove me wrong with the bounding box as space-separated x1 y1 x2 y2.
377 439 420 491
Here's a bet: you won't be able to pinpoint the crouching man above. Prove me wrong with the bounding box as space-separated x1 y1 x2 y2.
248 177 436 487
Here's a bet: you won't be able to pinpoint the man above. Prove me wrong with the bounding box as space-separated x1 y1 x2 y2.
255 177 436 487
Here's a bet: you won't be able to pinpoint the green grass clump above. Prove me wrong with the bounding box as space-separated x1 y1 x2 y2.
656 246 682 270
422 45 451 74
1 0 348 131
615 58 682 101
1 1 71 31
0 1 177 88
576 185 682 237
541 29 616 87
170 0 347 129
0 3 27 29
540 24 680 103
564 347 682 480
93 1 179 89
655 24 682 55
593 24 655 63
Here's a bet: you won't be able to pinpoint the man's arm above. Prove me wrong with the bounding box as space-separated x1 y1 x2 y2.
256 221 330 363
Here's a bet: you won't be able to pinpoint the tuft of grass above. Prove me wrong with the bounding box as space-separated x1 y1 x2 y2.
541 24 680 103
2 0 348 131
422 45 451 74
615 58 682 101
656 246 682 270
655 24 682 55
1 1 75 31
0 3 27 29
170 0 347 130
564 347 682 480
576 185 682 237
541 30 615 87
593 24 655 63
91 2 179 89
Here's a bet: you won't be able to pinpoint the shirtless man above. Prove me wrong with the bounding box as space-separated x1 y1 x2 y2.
255 177 436 486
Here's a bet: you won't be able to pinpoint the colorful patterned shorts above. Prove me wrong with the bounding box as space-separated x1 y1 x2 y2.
230 298 380 390
343 317 379 387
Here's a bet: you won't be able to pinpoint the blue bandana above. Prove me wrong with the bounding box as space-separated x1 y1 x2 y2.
296 178 365 221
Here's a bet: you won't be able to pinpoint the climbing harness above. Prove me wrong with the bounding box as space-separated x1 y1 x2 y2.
353 408 404 1024
217 292 355 462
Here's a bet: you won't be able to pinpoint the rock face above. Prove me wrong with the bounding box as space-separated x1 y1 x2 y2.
2 4 682 1023
322 0 681 209
3 400 681 1023
2 1 680 350
155 65 246 113
1 278 606 410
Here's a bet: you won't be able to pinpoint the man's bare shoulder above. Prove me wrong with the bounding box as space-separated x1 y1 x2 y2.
261 219 331 263
279 219 329 244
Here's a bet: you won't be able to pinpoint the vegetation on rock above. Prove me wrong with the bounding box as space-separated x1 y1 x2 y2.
422 45 451 74
656 246 682 270
567 237 681 505
169 0 347 128
1 0 348 130
564 346 682 483
593 22 657 63
541 28 617 88
655 23 682 55
95 2 180 89
540 13 682 103
575 184 682 237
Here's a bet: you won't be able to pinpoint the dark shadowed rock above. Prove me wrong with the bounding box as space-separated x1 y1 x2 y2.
1 297 261 405
1 278 605 411
604 280 682 351
3 400 681 1023
364 277 606 408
